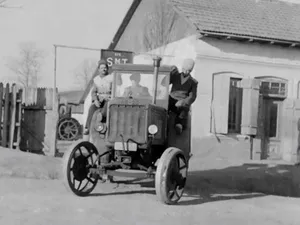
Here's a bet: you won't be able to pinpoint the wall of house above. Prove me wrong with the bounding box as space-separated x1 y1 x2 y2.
192 37 300 162
133 35 198 65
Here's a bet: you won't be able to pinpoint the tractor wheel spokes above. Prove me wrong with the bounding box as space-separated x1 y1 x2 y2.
63 141 99 197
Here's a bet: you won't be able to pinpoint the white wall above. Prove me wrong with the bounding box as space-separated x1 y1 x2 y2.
71 113 85 126
81 89 93 129
133 35 198 71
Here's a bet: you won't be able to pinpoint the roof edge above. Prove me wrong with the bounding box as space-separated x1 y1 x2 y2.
199 30 300 47
108 0 142 50
170 2 200 33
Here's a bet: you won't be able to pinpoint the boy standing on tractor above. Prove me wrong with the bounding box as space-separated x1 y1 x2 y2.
84 60 113 135
167 58 198 135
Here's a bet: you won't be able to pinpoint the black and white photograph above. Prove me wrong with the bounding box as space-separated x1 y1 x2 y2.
1 0 300 224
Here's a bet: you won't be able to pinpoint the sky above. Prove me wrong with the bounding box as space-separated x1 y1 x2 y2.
0 0 133 91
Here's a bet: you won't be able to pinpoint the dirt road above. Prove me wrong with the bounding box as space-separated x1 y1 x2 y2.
0 177 300 225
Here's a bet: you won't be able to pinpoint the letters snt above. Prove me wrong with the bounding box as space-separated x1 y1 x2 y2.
106 52 129 67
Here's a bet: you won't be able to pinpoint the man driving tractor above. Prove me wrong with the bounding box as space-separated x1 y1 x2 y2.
166 58 198 135
84 60 115 135
123 72 151 98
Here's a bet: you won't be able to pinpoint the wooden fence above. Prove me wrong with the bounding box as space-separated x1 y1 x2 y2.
0 83 22 149
0 83 59 156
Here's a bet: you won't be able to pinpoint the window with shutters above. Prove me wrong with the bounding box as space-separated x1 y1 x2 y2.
211 73 243 134
228 78 243 133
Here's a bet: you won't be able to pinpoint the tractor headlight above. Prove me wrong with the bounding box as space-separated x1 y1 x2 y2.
148 124 158 135
95 122 106 133
96 124 104 132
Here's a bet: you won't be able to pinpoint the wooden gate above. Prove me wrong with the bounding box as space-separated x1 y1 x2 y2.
0 84 59 156
20 87 59 156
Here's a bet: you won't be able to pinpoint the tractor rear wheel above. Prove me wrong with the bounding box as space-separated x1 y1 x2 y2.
58 117 81 141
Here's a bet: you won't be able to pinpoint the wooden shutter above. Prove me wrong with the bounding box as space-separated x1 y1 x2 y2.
211 74 230 134
240 78 260 135
256 94 264 138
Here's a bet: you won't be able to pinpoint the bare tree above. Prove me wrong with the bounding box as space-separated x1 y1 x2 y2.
6 42 45 88
142 0 178 57
74 59 98 90
0 0 8 7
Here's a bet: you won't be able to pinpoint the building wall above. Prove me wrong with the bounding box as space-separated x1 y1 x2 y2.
132 35 198 66
192 37 300 162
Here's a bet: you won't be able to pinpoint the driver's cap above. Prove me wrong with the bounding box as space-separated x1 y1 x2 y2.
98 59 108 69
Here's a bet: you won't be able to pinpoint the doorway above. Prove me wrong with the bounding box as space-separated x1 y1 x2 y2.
261 98 283 159
255 76 288 160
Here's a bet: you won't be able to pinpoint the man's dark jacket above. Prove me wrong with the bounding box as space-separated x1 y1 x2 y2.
168 67 198 107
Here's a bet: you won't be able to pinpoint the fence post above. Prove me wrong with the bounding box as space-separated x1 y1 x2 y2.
2 84 10 147
9 84 17 149
0 83 3 145
15 88 23 150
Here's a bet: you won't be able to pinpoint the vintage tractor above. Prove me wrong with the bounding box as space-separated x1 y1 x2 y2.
62 57 192 205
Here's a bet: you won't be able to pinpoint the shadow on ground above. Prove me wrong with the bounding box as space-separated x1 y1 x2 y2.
88 163 300 205
186 163 300 198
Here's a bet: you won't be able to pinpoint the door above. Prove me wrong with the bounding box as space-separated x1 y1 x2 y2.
261 98 283 159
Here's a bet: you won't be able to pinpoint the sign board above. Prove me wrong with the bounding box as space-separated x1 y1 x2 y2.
100 49 134 72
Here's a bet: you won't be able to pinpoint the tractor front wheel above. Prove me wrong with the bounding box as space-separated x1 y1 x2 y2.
62 141 99 196
155 147 188 205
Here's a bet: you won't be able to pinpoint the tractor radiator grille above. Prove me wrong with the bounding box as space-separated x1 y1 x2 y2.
107 105 147 144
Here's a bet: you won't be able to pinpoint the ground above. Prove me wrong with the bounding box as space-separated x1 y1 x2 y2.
1 138 300 225
1 177 300 225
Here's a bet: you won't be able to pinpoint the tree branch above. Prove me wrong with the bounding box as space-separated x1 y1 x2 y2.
74 59 97 90
0 0 23 8
6 42 45 88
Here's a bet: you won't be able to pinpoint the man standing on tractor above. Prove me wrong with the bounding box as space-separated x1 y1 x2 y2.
167 58 198 135
83 59 113 135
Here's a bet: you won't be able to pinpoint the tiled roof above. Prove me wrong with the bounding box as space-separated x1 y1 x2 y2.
171 0 300 43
